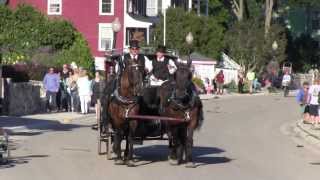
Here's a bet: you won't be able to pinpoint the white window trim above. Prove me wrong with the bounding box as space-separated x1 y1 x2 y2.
47 0 62 15
99 0 114 16
98 23 113 52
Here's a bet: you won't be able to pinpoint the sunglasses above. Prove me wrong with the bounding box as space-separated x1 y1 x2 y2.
131 48 139 50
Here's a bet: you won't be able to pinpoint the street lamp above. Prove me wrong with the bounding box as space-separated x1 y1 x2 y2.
105 17 121 77
186 32 193 65
111 17 121 50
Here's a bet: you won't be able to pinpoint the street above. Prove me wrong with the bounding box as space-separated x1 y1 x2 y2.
1 94 320 180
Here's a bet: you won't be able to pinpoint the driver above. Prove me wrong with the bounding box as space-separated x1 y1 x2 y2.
115 40 152 78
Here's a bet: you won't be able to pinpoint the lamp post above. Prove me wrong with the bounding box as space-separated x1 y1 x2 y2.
269 41 278 87
111 17 121 51
105 18 121 77
186 32 193 65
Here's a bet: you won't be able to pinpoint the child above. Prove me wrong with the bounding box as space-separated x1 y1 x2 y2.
296 82 310 123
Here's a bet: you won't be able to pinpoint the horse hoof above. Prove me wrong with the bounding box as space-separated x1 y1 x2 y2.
114 159 125 165
185 162 196 168
126 160 135 167
169 159 179 166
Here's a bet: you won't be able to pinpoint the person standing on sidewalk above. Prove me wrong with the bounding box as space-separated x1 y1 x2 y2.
246 70 255 94
296 81 310 123
43 67 60 112
215 70 224 95
307 79 320 128
91 71 104 120
77 69 92 114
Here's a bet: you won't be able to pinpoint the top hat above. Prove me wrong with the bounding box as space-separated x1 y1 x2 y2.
129 40 140 48
156 45 166 53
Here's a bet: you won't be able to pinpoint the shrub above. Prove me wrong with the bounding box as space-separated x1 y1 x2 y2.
224 80 237 93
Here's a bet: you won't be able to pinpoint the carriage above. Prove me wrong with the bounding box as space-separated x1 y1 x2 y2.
96 47 203 167
0 128 10 164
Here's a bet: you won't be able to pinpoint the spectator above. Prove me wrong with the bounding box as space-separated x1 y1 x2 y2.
69 68 80 112
91 71 105 120
215 70 224 95
77 69 92 114
307 79 320 128
43 67 60 112
59 64 71 111
238 72 244 93
296 82 310 124
246 71 255 94
253 78 261 92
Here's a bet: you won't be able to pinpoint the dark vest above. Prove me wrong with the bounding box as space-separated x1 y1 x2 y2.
123 53 145 70
152 58 170 81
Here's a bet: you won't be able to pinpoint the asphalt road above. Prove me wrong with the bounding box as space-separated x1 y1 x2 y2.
1 94 320 180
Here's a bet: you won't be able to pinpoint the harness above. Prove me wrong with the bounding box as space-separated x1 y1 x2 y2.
167 86 198 122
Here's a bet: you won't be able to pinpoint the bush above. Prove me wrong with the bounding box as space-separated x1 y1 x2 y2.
192 77 205 89
224 80 237 93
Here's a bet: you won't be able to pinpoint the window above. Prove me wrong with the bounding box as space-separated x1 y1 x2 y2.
146 0 157 17
126 28 147 45
48 0 62 15
99 0 114 15
99 24 113 51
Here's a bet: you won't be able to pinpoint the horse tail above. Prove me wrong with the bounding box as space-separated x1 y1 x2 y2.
195 98 204 130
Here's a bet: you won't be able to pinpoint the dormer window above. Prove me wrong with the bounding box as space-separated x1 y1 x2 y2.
99 0 114 15
48 0 62 15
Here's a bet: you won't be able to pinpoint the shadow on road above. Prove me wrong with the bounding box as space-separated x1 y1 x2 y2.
0 154 49 169
133 145 232 167
0 116 89 137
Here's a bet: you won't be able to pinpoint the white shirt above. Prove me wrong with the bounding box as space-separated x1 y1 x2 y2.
308 84 320 105
282 74 291 83
77 76 92 96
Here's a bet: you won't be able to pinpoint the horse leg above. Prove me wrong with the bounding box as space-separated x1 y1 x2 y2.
126 120 137 167
176 125 186 165
185 128 196 168
168 130 176 162
113 129 124 165
169 126 181 165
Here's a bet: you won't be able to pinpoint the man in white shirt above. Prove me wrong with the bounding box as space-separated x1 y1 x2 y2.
282 71 291 87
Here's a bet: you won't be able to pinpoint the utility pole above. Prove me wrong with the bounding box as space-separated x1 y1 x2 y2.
206 0 208 16
197 0 200 16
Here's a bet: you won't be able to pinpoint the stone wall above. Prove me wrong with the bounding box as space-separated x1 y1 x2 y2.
293 73 313 88
3 80 46 116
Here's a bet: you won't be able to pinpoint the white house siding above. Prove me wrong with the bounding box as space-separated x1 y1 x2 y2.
192 61 216 85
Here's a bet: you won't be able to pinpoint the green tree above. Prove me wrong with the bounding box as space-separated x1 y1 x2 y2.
224 19 287 73
153 7 226 59
0 4 92 71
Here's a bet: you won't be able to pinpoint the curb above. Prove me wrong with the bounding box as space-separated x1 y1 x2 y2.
296 121 320 141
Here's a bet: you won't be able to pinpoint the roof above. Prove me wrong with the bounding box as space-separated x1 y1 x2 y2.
181 52 217 62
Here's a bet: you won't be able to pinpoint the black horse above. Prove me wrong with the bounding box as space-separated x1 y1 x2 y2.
158 62 204 168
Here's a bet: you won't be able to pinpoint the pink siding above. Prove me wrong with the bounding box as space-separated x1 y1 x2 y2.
8 0 124 59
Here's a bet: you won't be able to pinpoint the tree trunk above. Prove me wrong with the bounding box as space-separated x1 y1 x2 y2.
231 0 244 21
265 0 274 36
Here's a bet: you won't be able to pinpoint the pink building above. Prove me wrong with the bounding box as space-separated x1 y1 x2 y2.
8 0 124 70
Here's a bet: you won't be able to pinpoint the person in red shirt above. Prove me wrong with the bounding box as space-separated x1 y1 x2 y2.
215 70 224 95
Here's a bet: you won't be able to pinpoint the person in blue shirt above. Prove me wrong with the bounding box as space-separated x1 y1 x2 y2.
296 81 310 123
43 67 60 112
